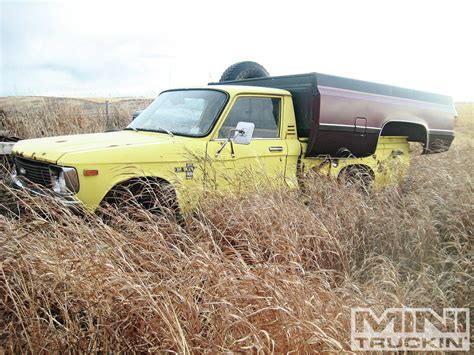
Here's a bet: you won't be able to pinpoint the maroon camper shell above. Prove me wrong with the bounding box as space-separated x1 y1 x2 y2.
212 73 456 157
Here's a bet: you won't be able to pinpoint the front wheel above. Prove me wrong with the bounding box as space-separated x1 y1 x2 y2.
102 178 181 222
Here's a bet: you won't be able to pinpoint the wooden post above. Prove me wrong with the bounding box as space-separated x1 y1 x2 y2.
105 100 111 130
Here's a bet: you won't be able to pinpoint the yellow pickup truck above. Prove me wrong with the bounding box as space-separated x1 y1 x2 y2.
10 66 455 214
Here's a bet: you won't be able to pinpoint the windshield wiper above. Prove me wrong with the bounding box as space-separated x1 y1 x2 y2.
157 127 174 137
124 127 174 137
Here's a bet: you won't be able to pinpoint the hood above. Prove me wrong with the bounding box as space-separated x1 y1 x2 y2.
12 130 173 163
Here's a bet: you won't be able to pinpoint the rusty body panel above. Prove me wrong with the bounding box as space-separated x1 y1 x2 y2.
212 73 456 157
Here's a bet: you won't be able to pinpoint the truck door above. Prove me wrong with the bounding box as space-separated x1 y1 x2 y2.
206 95 287 190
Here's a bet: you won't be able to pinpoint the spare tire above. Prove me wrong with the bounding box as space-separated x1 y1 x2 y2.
219 61 270 82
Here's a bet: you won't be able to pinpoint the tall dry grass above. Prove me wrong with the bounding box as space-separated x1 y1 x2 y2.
0 101 472 352
0 96 151 138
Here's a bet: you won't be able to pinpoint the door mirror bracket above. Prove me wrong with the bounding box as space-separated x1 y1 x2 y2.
215 122 255 158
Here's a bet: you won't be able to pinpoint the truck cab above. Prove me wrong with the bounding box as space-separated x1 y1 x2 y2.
11 86 302 212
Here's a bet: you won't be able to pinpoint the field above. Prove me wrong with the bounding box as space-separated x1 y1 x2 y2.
0 98 472 352
0 96 152 139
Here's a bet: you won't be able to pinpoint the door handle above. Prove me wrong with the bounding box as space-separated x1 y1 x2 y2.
354 116 367 135
269 146 283 152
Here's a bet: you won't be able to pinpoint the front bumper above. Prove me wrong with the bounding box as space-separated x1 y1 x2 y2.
10 172 82 207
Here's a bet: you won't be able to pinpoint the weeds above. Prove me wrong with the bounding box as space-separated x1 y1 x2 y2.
0 102 472 352
0 97 151 139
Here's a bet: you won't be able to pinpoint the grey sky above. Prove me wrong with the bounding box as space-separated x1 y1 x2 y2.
1 0 473 100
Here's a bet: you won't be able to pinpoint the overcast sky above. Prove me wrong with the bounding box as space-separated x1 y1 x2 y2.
1 0 473 100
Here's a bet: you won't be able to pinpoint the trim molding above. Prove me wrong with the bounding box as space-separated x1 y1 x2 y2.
319 123 381 134
428 129 455 136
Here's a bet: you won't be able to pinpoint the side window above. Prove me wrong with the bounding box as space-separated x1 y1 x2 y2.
218 97 281 138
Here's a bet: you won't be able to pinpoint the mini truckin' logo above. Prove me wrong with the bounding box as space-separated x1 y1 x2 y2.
351 307 470 351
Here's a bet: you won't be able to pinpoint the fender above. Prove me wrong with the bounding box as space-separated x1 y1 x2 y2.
380 119 429 151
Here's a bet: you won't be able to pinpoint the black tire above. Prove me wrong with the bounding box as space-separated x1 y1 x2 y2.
338 165 374 192
102 178 182 222
219 61 270 82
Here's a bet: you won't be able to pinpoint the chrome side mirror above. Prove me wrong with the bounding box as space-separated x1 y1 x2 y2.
234 121 254 145
215 122 255 158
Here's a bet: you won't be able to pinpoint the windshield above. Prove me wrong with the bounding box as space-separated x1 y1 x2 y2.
128 89 227 136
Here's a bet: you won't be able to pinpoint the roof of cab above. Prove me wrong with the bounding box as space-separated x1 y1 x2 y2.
206 85 291 96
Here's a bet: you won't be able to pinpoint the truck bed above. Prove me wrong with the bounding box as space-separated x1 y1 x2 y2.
211 73 456 157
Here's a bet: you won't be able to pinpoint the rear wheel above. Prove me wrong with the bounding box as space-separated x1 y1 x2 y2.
219 61 270 82
338 165 374 192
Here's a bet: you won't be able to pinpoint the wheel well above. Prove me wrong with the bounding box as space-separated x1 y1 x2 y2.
338 164 374 180
380 121 427 147
102 176 178 210
337 165 375 192
107 176 173 190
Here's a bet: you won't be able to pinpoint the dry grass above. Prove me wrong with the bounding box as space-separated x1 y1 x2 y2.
0 96 152 139
454 102 474 146
0 100 472 352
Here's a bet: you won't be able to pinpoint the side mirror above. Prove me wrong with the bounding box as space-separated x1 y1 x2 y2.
234 121 254 145
132 110 143 120
214 122 255 158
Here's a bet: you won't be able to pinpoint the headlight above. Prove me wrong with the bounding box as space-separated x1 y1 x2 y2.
50 166 80 194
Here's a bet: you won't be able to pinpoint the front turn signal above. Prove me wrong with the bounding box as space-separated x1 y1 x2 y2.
83 169 99 177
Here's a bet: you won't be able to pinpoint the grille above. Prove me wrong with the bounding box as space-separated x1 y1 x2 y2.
15 156 52 187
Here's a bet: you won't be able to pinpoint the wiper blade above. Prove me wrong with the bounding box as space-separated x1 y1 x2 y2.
157 127 174 137
124 127 174 137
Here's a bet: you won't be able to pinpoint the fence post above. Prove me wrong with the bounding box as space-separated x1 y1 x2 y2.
105 100 111 131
